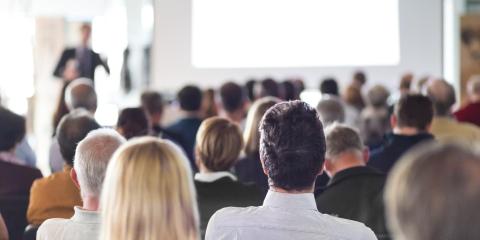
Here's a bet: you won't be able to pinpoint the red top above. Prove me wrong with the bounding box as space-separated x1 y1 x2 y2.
454 102 480 127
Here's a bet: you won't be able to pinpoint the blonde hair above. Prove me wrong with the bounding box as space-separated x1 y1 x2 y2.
100 137 199 240
243 97 280 156
196 117 243 171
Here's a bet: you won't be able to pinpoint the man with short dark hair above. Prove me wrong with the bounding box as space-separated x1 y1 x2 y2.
368 94 434 175
206 101 376 240
320 78 339 96
28 109 101 225
219 82 246 125
167 85 203 171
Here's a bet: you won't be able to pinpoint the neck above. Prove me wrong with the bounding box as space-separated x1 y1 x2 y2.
393 127 422 136
182 111 201 119
226 110 244 124
327 154 365 177
269 185 314 194
82 195 99 211
469 95 480 103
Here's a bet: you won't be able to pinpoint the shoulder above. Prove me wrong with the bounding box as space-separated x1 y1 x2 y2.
208 206 259 228
32 171 66 190
0 161 42 178
37 218 69 237
317 214 377 239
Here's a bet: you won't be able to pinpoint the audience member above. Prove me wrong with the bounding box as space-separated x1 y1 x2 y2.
201 88 218 119
316 124 388 239
454 75 480 126
141 91 166 136
99 137 199 240
342 84 363 127
316 96 345 126
259 78 280 98
219 82 247 125
235 97 280 194
361 85 391 148
281 80 296 101
244 79 257 102
167 85 204 171
195 117 263 237
0 107 30 166
352 70 367 89
385 142 480 240
116 107 150 139
320 77 340 96
206 101 376 240
0 213 6 240
37 129 125 240
52 82 71 136
427 79 480 144
14 138 37 168
28 109 101 225
368 94 434 175
388 73 414 107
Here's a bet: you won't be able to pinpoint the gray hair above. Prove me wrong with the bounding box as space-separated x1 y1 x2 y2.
65 78 97 113
324 123 363 159
74 128 126 198
316 96 345 126
426 79 456 116
385 142 480 240
367 85 390 108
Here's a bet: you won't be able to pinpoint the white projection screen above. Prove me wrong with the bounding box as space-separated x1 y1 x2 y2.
192 0 400 68
152 0 442 91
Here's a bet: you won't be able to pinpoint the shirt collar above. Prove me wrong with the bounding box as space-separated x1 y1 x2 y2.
194 171 237 183
71 206 100 223
263 190 318 211
328 166 383 186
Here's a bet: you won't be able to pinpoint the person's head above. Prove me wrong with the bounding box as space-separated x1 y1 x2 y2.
57 109 101 166
0 107 25 152
391 94 433 134
195 117 243 172
260 101 326 192
281 80 296 101
343 84 365 111
320 78 339 96
243 97 281 156
323 124 368 177
72 129 125 202
80 23 92 46
178 85 203 113
100 137 199 240
353 70 367 88
367 85 390 108
316 96 345 126
116 107 150 140
141 91 164 125
201 88 218 118
400 73 414 93
65 78 97 113
467 75 480 102
426 79 456 116
360 108 391 147
385 142 480 240
219 82 246 115
259 78 280 98
245 79 257 102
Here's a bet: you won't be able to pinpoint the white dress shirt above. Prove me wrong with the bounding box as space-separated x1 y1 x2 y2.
36 207 100 240
194 171 238 182
206 190 377 240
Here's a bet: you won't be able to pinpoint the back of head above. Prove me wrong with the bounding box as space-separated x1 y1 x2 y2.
65 78 97 113
324 124 363 160
343 84 365 110
100 137 199 240
467 75 480 100
57 109 101 165
399 73 414 91
244 97 281 156
74 129 125 198
281 81 296 101
385 142 480 240
260 101 326 191
353 71 367 87
320 78 339 96
178 85 202 112
426 79 456 116
316 96 345 126
220 82 245 113
367 85 390 108
0 107 25 152
196 117 244 171
260 78 280 98
116 107 150 139
141 91 164 116
394 94 433 131
245 80 257 102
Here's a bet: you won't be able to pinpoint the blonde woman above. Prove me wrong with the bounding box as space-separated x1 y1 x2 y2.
100 137 199 240
234 97 280 194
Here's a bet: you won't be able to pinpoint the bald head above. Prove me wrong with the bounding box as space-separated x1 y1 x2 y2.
427 79 456 116
65 78 97 113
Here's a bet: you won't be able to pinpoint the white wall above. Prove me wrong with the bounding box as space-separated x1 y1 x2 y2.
151 0 443 92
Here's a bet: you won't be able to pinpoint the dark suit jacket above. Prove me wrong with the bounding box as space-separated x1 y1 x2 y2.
368 133 434 175
0 160 42 197
316 167 389 239
195 176 263 238
166 117 203 172
53 48 110 80
234 154 269 195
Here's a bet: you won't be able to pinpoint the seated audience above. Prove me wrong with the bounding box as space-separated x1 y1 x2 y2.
37 129 125 240
385 142 480 240
195 117 263 237
206 101 376 240
116 107 150 139
167 85 204 171
352 70 368 90
342 84 363 127
316 96 346 126
50 78 97 172
455 75 480 126
201 88 218 119
316 124 388 239
235 97 280 194
427 79 480 145
219 82 247 126
140 91 168 137
0 213 6 240
259 78 280 98
281 80 296 101
368 94 434 175
99 137 199 240
28 110 100 225
15 138 37 168
388 73 414 110
361 85 391 148
320 77 340 96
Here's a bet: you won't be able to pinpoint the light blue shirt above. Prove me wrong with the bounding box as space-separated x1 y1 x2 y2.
206 190 377 240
